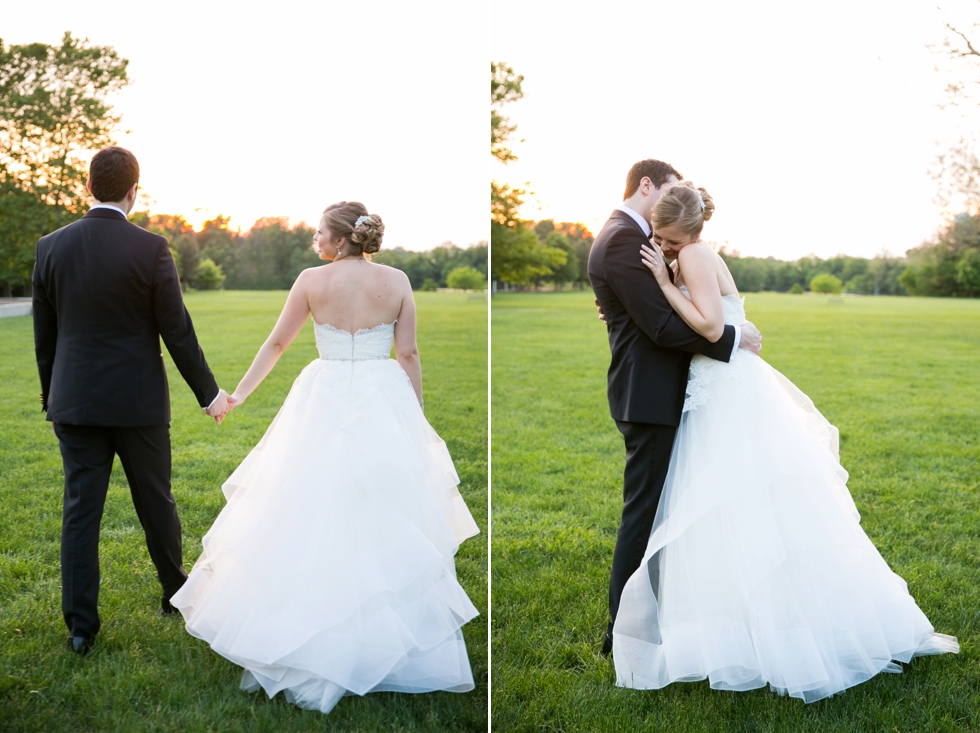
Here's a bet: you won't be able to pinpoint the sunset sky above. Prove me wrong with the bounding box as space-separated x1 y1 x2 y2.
5 0 485 251
492 0 979 260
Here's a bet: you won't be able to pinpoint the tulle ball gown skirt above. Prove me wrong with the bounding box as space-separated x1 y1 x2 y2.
612 349 958 704
170 356 481 714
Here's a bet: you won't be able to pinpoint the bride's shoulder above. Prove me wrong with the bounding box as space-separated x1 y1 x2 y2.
676 241 716 265
372 262 412 287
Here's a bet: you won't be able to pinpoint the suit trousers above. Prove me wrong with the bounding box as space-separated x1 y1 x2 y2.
54 423 187 638
609 420 677 628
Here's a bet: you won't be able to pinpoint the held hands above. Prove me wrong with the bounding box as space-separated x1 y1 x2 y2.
203 388 244 425
594 297 607 324
640 243 671 287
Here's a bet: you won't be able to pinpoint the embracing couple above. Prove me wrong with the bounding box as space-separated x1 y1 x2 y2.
32 146 479 714
588 158 958 702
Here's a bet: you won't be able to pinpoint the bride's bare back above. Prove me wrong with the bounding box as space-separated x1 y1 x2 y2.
306 259 408 333
228 258 422 410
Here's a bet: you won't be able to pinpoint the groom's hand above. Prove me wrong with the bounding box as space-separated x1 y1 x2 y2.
594 298 607 324
204 389 231 424
738 321 763 355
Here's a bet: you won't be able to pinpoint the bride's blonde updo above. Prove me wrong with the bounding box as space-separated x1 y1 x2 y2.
651 181 715 238
322 201 385 257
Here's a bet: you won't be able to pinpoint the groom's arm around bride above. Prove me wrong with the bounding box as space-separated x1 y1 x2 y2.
587 158 761 654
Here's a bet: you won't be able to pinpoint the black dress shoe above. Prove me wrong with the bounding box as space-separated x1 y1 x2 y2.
67 634 95 655
162 596 180 616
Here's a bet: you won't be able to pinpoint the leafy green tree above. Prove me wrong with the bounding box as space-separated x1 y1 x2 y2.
193 258 225 290
197 215 238 282
902 213 980 296
810 273 844 294
491 62 524 164
489 63 567 287
446 266 486 291
542 231 578 289
535 220 594 289
0 33 129 294
374 242 487 290
172 233 200 290
956 248 980 296
789 283 805 294
420 278 438 292
227 218 319 290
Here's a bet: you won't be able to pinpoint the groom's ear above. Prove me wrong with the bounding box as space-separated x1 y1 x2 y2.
85 179 93 194
639 176 654 195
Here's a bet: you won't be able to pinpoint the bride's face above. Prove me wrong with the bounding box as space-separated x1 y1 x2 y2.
652 223 698 259
313 214 343 261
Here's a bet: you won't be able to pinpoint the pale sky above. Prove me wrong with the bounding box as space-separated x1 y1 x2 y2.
5 0 486 251
492 0 978 260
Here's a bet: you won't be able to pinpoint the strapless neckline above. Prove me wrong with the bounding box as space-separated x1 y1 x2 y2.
312 319 397 337
677 285 741 301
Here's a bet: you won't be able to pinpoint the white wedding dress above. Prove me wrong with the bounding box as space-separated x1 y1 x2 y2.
170 320 480 714
613 290 958 703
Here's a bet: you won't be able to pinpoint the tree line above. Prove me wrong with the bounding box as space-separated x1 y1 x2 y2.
0 34 485 296
131 212 487 292
490 58 980 298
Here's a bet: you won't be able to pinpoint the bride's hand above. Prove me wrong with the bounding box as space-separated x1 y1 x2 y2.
641 243 670 286
227 392 245 412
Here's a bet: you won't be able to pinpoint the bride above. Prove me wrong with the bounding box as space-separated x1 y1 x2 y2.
170 202 480 714
612 182 958 703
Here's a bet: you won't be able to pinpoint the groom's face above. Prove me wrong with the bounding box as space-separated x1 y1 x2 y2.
642 175 679 221
650 176 679 205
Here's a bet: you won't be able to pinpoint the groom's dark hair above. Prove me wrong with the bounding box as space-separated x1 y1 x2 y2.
89 146 140 203
624 159 683 200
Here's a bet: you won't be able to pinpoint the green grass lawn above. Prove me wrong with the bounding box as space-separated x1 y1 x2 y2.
491 291 979 733
0 290 487 733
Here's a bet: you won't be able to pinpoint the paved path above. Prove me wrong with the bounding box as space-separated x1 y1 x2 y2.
0 299 32 318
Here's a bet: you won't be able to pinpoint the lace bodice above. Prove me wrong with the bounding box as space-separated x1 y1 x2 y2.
678 287 745 412
314 320 395 361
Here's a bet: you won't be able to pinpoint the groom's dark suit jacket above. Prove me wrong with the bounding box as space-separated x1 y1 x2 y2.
588 209 736 427
33 208 219 426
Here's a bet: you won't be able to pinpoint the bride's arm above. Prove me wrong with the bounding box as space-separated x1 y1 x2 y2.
231 270 312 404
392 274 423 405
641 243 725 341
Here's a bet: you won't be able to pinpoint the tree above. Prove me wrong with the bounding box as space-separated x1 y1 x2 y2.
0 33 129 294
197 215 238 281
931 13 980 210
446 266 486 291
194 258 225 290
491 62 524 164
490 63 568 287
542 230 578 289
809 273 843 294
171 234 200 290
902 212 980 296
374 242 487 290
956 247 980 296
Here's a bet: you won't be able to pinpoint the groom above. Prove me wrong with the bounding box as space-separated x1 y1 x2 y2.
588 158 762 655
33 146 231 654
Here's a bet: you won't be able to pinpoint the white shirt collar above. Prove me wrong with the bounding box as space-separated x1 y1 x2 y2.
615 204 651 237
89 203 128 218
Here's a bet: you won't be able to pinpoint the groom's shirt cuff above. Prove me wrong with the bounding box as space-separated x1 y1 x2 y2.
731 326 741 359
205 392 222 410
